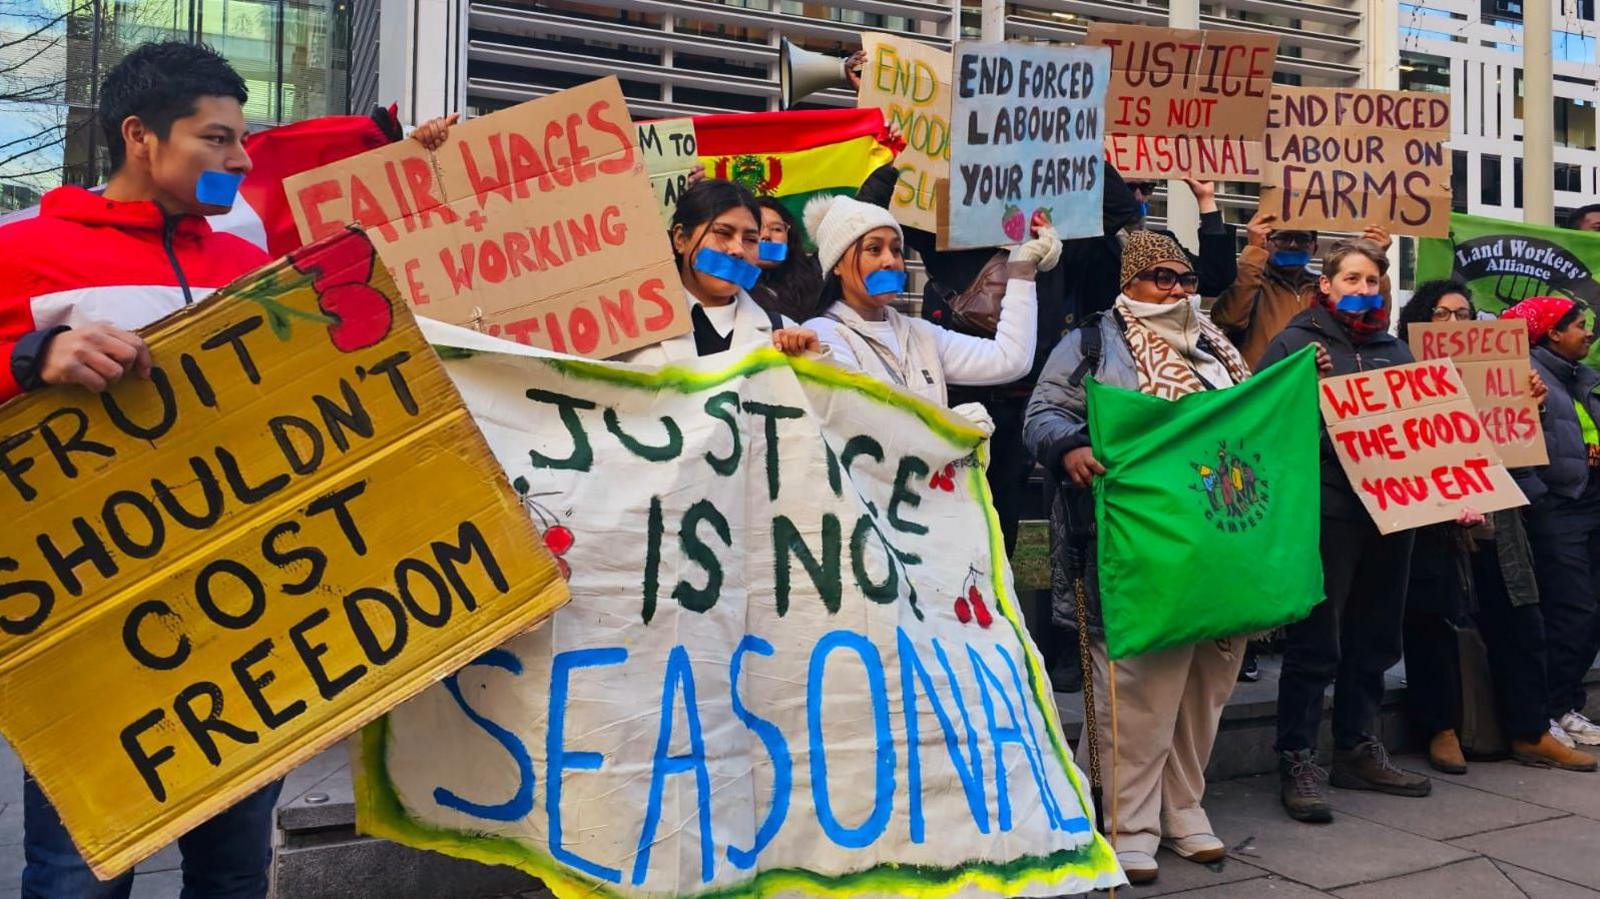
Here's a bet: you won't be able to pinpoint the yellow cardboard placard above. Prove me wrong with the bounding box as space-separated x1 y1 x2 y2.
857 32 951 232
0 230 568 877
283 77 686 359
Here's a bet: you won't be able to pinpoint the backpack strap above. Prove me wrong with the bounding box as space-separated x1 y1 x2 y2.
765 307 783 331
1067 319 1104 388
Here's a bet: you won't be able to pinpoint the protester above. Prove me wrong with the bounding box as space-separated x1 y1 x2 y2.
749 196 823 323
1258 239 1432 823
1393 284 1592 772
1212 211 1394 370
1021 231 1256 883
1124 178 1238 300
803 194 1059 407
620 179 820 364
0 40 287 897
1502 295 1600 748
1565 204 1600 232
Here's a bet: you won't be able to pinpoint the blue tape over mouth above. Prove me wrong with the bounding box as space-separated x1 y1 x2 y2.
864 269 908 296
196 170 243 209
1335 293 1384 313
758 241 789 262
693 247 762 290
1270 250 1311 268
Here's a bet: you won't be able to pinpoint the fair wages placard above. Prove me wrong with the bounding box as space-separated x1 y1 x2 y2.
1320 360 1527 533
357 326 1125 898
636 117 698 228
1262 87 1452 237
1085 23 1276 182
0 231 567 878
1409 320 1548 468
944 42 1109 248
283 77 686 359
857 32 952 233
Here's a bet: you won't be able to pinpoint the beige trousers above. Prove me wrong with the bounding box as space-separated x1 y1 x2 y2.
1074 635 1245 856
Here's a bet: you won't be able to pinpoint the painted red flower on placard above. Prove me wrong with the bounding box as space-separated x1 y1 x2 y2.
286 229 394 352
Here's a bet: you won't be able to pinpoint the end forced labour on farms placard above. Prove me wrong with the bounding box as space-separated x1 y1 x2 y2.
1319 359 1526 533
1262 86 1452 237
284 77 685 359
944 41 1109 248
0 230 568 877
1085 23 1277 182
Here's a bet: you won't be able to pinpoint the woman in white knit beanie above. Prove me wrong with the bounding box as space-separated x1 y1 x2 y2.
802 195 1061 408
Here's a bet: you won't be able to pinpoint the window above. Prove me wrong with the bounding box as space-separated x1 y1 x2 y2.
1452 150 1469 212
1556 162 1585 192
1514 157 1523 208
1482 153 1503 206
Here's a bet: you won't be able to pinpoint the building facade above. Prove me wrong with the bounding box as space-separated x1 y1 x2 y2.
1399 0 1600 225
0 0 357 208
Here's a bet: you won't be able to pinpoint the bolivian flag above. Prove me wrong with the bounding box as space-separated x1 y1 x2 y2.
694 108 901 243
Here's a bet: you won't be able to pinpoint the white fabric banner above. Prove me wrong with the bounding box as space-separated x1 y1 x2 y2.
358 321 1123 897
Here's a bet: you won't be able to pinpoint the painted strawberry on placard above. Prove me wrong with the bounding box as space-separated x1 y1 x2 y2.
1033 207 1054 228
930 463 957 492
1000 204 1026 241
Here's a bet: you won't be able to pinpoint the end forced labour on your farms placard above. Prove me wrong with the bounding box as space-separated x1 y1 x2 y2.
943 41 1110 249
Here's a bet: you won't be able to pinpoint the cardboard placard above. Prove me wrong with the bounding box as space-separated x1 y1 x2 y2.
857 32 951 232
1320 360 1527 533
1085 23 1276 182
0 231 568 877
943 41 1109 248
636 117 697 228
1408 320 1548 468
1262 86 1452 237
284 77 686 359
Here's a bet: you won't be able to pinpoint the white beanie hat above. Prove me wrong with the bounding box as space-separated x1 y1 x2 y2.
803 194 904 277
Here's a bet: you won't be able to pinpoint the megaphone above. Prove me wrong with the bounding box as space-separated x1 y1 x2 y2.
780 37 850 109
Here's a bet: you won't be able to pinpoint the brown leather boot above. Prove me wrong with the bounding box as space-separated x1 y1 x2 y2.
1331 740 1432 797
1427 729 1468 775
1513 732 1599 772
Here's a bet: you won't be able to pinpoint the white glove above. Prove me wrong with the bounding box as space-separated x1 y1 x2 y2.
952 401 996 438
1009 225 1062 272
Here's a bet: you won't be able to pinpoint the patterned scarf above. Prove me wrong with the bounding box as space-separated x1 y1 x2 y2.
1319 292 1389 344
1114 295 1253 400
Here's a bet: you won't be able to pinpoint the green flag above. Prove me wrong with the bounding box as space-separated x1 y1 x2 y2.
1087 346 1323 660
1418 212 1600 367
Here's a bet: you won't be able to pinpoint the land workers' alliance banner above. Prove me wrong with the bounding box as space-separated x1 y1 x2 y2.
359 327 1124 897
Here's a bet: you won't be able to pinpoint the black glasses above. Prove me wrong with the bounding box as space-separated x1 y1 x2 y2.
1431 307 1473 321
1135 268 1200 291
1269 233 1316 250
1128 181 1159 195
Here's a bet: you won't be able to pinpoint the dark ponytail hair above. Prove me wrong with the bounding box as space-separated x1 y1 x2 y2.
669 178 761 268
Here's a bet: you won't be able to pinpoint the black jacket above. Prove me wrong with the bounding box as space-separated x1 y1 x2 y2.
1258 303 1414 520
1518 345 1600 503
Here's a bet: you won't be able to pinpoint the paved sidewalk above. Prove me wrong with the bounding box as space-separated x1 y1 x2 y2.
1069 747 1600 898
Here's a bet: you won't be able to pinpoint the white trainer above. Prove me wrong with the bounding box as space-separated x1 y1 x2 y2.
1116 850 1159 884
1162 833 1226 863
1560 711 1600 746
1551 719 1579 749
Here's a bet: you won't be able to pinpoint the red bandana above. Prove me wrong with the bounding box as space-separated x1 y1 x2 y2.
1319 292 1389 344
1502 295 1576 344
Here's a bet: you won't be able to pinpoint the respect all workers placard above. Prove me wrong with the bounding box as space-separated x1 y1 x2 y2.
944 41 1109 249
0 229 568 877
1408 319 1548 469
357 325 1126 898
283 77 686 359
1319 359 1527 533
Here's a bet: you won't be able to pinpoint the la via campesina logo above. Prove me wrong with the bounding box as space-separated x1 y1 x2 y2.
1190 440 1269 532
